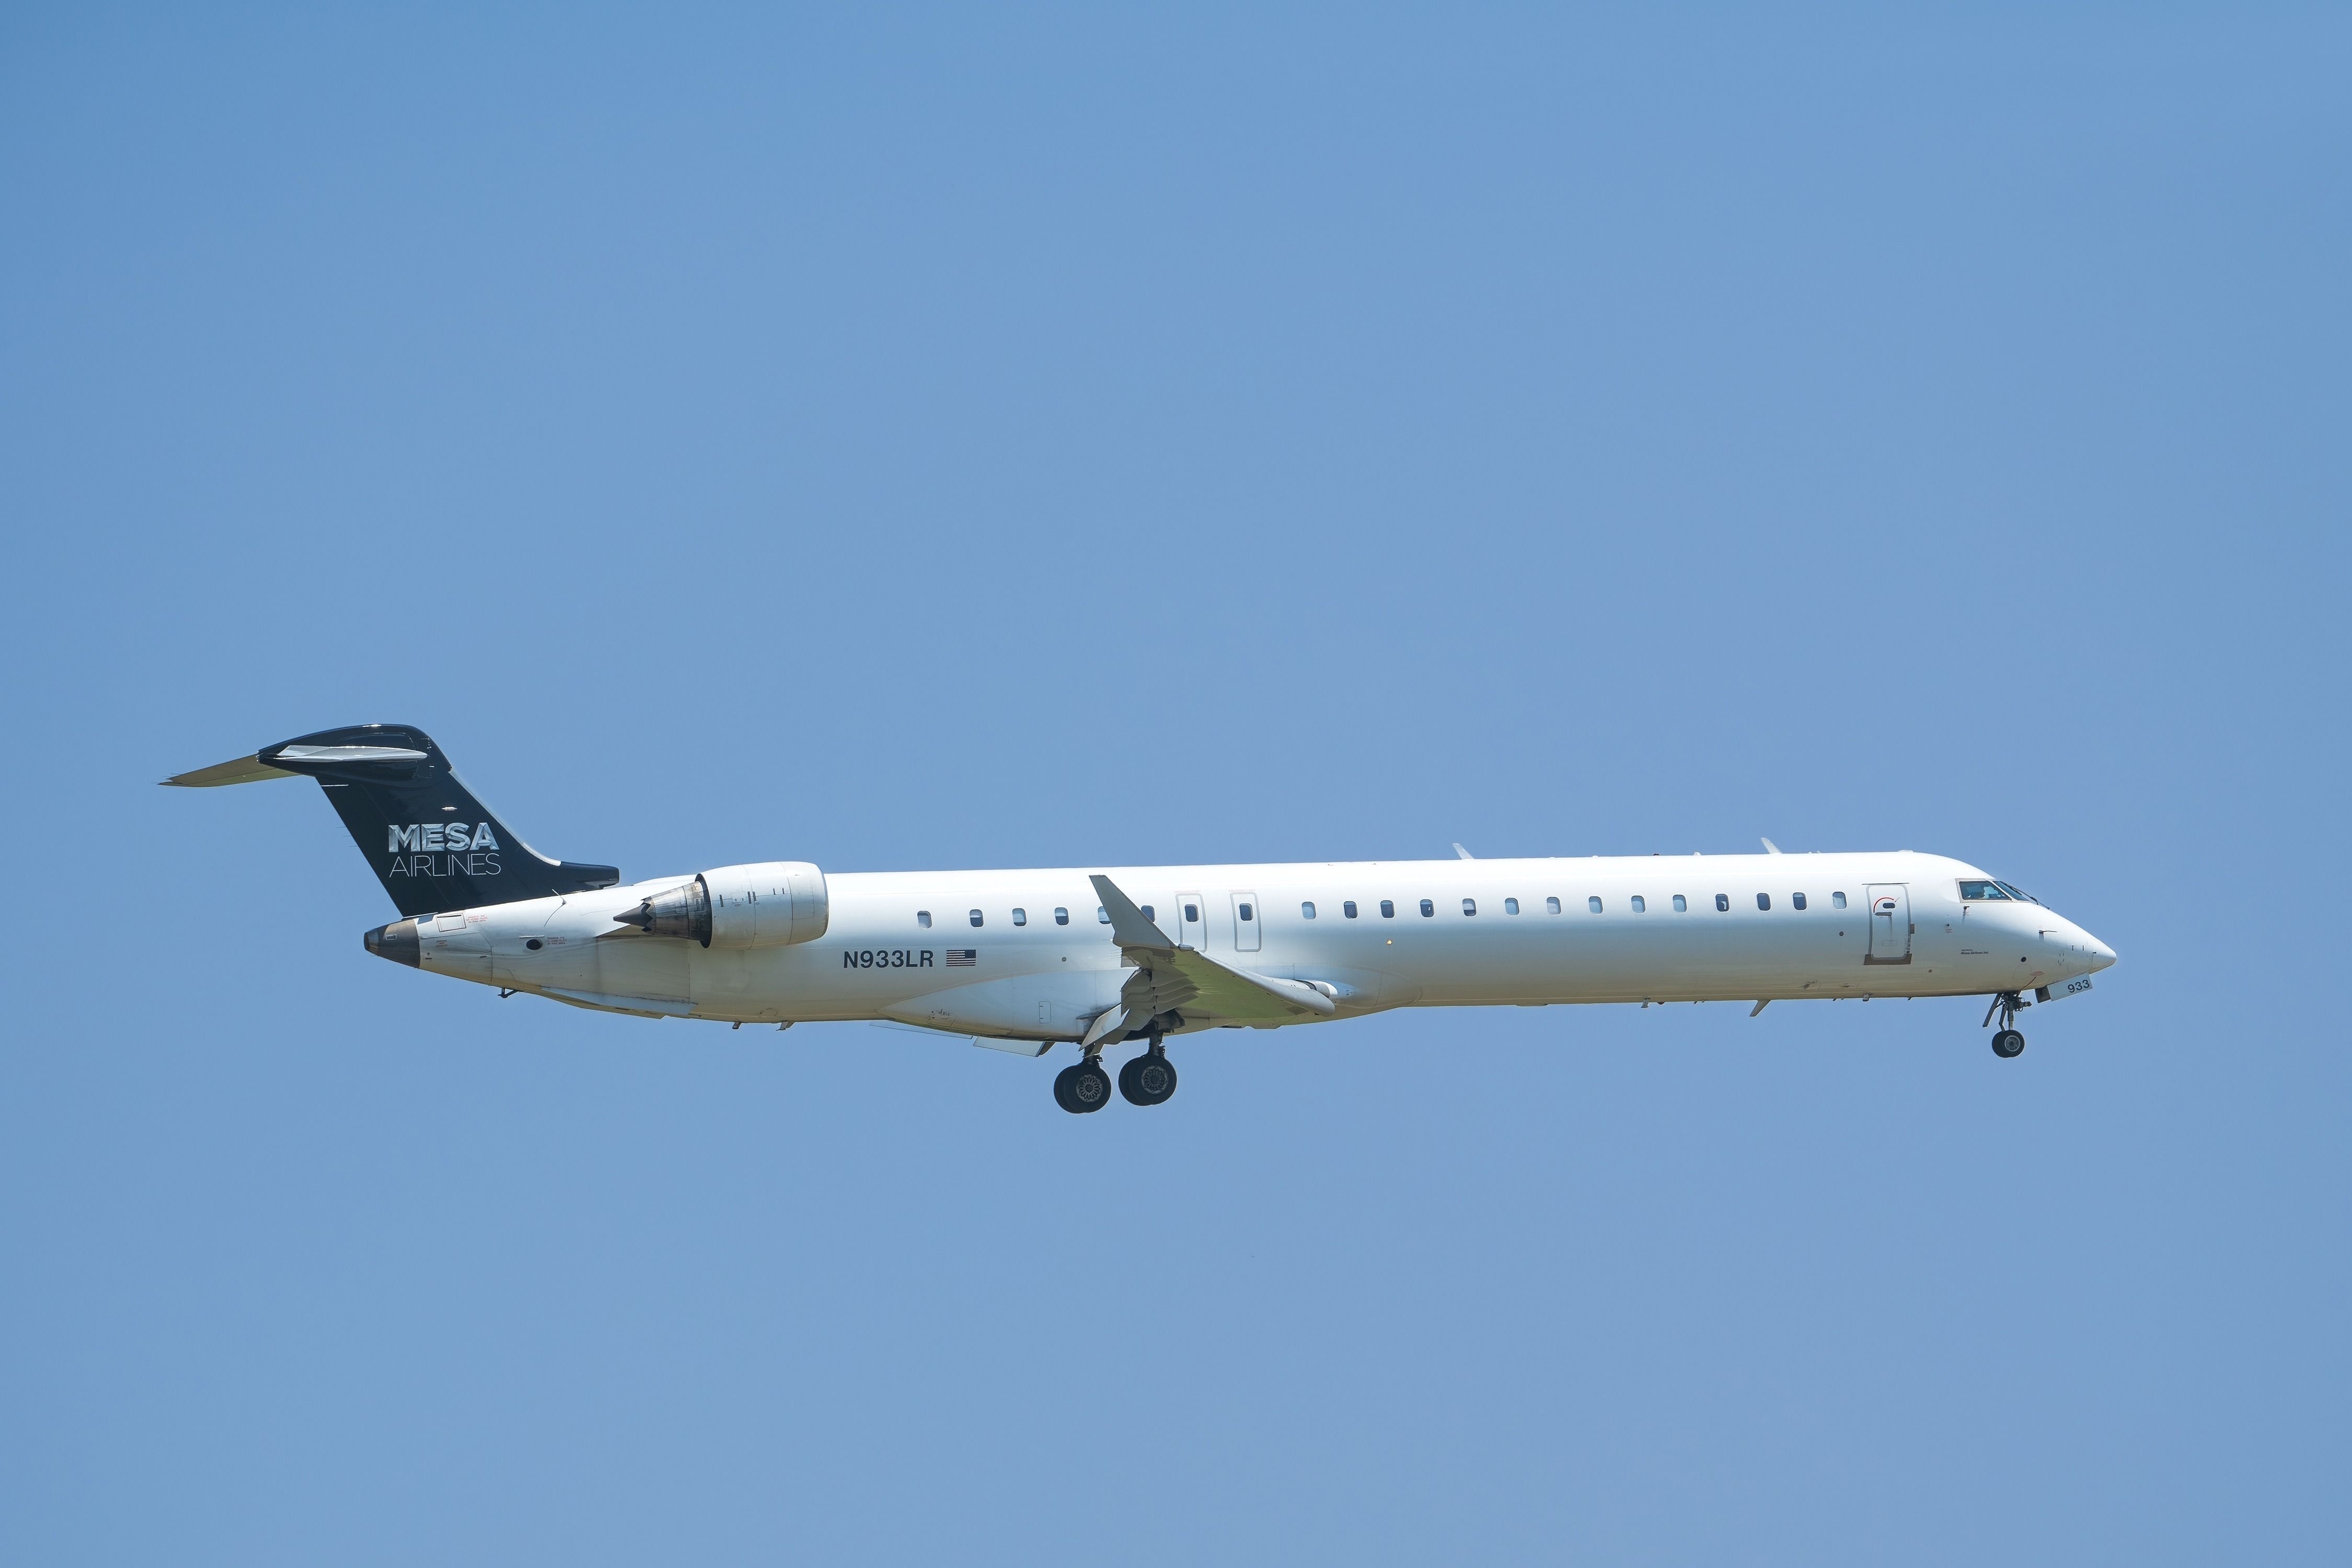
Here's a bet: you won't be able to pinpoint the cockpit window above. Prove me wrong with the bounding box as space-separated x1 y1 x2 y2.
1995 880 2040 904
1958 881 2012 901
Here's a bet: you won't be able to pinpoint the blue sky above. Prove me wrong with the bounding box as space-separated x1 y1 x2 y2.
2 6 2346 1562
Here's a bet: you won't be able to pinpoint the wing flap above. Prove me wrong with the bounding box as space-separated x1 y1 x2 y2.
1161 947 1331 1021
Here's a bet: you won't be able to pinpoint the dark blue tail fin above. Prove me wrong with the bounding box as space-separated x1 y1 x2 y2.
167 723 618 917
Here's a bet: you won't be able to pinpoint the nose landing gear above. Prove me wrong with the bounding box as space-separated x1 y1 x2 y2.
1983 990 2027 1058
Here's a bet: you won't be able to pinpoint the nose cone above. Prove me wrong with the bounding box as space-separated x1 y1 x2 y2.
364 917 421 967
2065 916 2118 972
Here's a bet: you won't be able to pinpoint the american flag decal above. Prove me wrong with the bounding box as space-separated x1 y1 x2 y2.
946 948 977 967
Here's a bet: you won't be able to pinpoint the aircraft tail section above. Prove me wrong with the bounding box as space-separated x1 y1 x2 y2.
164 723 619 917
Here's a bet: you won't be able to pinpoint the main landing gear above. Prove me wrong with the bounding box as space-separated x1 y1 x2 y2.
1118 1037 1178 1106
1053 1053 1113 1113
1983 990 2027 1058
1054 1031 1179 1114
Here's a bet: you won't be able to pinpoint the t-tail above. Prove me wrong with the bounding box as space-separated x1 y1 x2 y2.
163 723 619 918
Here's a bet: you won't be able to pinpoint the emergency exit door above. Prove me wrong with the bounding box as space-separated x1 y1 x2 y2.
1231 891 1261 952
1177 893 1205 950
1865 883 1911 965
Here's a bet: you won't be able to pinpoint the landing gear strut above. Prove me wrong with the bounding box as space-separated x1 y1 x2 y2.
1983 990 2027 1058
1118 1032 1179 1107
1054 1045 1113 1114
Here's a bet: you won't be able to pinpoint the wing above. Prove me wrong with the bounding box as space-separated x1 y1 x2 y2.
1083 874 1334 1045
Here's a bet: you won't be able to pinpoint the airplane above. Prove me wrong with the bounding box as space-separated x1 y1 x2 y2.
167 723 2117 1113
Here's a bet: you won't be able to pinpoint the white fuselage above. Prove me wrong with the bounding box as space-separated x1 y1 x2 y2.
406 850 2116 1041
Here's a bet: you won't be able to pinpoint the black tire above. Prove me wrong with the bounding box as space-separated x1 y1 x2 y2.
1056 1060 1112 1113
1992 1029 2026 1059
1119 1051 1179 1106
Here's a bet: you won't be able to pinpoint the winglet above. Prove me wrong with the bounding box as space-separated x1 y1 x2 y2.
1453 843 1474 860
1760 837 1782 854
1089 874 1173 954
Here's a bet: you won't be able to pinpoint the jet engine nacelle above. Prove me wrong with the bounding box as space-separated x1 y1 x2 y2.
614 861 828 949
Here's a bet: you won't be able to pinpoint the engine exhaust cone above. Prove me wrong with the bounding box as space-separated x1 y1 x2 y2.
624 878 714 946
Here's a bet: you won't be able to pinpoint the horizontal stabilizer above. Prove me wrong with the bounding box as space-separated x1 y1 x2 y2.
162 742 428 788
162 754 299 788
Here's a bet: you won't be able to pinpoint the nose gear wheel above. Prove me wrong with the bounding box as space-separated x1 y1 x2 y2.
1982 990 2028 1059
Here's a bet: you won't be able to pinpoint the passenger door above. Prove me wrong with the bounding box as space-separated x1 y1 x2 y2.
1231 890 1262 952
1865 883 1911 965
1177 892 1206 951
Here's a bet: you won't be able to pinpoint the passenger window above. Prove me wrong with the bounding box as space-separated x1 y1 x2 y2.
1715 894 1730 912
1757 893 1771 910
1792 892 1806 911
1239 903 1254 922
1184 903 1200 922
1462 898 1477 916
1672 895 1687 912
1344 901 1359 918
1831 892 1846 909
1054 907 1069 926
1142 905 1156 922
1419 899 1434 917
1588 896 1602 913
969 909 984 927
1380 900 1395 918
1631 895 1645 913
1301 901 1316 919
917 910 932 929
1505 897 1519 915
1012 907 1027 926
1546 896 1561 914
